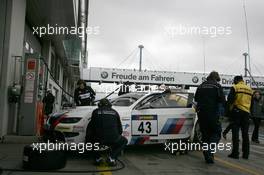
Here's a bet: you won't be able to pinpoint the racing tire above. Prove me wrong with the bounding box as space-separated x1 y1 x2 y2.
23 144 67 170
193 122 203 143
42 129 65 143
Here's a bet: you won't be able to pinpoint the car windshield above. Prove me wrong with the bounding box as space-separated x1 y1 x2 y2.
111 93 145 106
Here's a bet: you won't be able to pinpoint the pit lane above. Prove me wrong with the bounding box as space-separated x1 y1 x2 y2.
0 124 263 175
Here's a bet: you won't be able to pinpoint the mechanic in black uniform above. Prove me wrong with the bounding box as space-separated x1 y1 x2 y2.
42 90 55 115
195 71 226 164
87 98 128 166
227 76 253 159
74 80 96 106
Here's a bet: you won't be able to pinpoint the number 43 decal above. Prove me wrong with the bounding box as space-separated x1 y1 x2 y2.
138 121 152 134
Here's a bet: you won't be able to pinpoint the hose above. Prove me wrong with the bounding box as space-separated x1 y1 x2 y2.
40 56 125 102
40 57 74 98
0 158 125 173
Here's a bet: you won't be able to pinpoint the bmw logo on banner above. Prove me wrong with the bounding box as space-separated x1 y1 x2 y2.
101 71 109 79
192 76 199 84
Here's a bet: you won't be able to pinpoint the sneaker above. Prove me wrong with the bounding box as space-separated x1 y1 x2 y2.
228 153 239 159
94 157 104 166
252 139 260 144
203 151 214 164
206 158 214 164
107 157 117 167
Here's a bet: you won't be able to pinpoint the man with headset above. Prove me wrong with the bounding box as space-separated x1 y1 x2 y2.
87 98 128 166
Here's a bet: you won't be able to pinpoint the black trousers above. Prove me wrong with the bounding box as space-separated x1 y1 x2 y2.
252 117 261 141
95 136 128 159
198 111 222 156
231 108 250 157
223 122 233 135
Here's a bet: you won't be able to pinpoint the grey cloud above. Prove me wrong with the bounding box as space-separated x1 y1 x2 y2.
87 0 264 76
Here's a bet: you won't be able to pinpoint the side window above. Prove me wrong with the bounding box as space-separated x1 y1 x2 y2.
150 93 188 108
135 94 160 109
150 95 168 108
136 93 192 109
112 98 136 106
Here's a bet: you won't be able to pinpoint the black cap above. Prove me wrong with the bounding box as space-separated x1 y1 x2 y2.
98 98 112 108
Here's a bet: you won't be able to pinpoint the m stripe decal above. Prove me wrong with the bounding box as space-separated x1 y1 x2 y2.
160 118 186 134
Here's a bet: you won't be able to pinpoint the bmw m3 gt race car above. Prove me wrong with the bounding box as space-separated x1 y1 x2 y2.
45 90 198 145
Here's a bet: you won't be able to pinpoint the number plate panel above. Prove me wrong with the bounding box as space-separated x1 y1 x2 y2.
131 115 158 136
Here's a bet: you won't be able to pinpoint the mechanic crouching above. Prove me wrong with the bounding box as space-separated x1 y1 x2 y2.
86 98 128 166
74 80 96 106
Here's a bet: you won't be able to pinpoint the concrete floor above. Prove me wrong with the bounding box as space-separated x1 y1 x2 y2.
0 126 264 175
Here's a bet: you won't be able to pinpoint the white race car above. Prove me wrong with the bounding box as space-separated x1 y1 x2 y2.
46 90 199 145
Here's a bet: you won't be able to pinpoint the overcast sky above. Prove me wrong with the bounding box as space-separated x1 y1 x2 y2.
86 0 264 76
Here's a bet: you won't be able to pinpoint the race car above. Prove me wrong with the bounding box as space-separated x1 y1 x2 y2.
45 90 199 145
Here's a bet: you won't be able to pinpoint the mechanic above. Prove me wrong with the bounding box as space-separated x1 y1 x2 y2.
227 76 253 159
86 98 128 166
250 90 263 144
74 80 96 106
42 90 55 116
195 71 226 164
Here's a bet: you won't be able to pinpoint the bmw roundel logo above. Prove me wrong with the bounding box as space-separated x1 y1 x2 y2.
192 76 199 83
101 71 108 79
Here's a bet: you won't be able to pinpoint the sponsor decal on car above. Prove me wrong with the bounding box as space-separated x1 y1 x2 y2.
132 115 158 136
130 136 150 145
122 131 130 138
160 118 186 134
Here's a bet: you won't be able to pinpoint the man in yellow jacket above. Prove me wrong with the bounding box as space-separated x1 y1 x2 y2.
227 76 253 159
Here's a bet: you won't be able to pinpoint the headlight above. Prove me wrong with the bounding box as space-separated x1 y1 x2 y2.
59 117 82 124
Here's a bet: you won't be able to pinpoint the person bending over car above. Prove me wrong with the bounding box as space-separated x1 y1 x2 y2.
74 80 96 106
86 98 128 166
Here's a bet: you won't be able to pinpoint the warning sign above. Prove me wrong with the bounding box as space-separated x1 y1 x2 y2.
26 72 35 80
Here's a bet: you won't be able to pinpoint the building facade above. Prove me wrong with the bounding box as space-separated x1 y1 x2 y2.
0 0 89 137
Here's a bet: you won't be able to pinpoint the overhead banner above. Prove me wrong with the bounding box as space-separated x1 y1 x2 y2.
83 67 264 88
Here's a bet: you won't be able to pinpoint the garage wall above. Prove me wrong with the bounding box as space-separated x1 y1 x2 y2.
0 0 27 137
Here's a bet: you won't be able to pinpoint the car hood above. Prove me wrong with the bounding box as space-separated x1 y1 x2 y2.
64 106 97 119
63 106 132 119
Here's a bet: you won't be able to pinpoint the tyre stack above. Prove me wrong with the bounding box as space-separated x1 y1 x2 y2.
23 144 67 170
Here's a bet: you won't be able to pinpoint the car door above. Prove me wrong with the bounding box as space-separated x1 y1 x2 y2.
130 92 195 144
